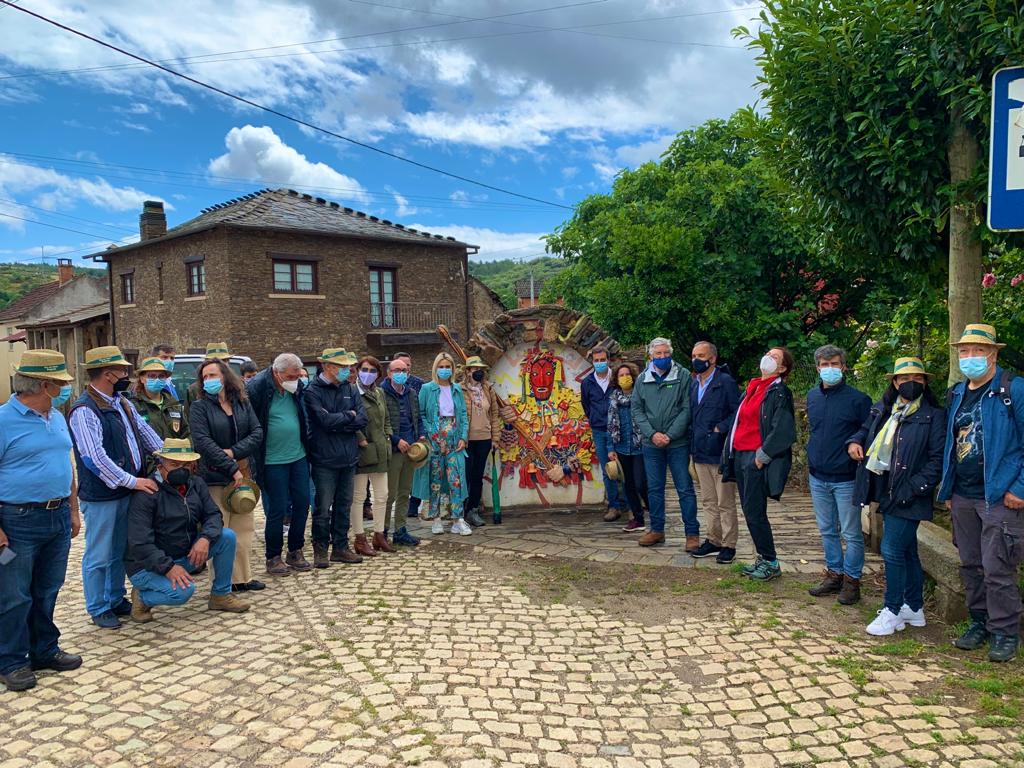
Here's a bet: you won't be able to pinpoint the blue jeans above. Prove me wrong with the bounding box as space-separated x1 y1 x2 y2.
591 430 622 510
263 458 311 559
81 496 131 617
311 464 356 549
642 443 698 535
0 503 72 674
808 475 864 579
129 528 237 604
881 516 923 613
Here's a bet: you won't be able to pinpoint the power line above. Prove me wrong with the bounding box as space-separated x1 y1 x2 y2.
0 210 120 240
0 196 138 235
0 1 573 211
0 3 752 82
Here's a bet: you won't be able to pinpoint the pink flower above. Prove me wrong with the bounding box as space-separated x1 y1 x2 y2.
982 272 997 288
865 339 879 349
1012 273 1024 287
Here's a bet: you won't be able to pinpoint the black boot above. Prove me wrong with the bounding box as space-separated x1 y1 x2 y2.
953 612 990 651
808 570 843 597
988 633 1019 663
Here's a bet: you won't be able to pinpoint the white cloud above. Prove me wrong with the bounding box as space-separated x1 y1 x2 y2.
207 125 369 204
408 224 548 261
388 188 418 217
0 155 170 232
615 135 676 167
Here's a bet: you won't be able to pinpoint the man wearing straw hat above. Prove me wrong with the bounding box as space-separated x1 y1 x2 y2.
938 323 1024 662
0 350 81 692
125 438 249 621
69 346 164 630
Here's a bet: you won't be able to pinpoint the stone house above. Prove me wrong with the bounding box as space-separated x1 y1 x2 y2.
89 190 482 367
468 276 506 332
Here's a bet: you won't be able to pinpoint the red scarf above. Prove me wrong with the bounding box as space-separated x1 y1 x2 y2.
733 377 778 451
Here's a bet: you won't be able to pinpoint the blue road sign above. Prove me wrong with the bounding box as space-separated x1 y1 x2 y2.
989 66 1024 231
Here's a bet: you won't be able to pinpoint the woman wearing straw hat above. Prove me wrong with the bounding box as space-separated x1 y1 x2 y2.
460 356 501 528
130 357 189 448
847 357 945 636
412 352 471 535
188 358 264 593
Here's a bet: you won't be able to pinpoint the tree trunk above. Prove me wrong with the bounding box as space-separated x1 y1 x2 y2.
946 118 984 385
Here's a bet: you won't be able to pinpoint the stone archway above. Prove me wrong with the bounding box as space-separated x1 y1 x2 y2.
464 305 620 509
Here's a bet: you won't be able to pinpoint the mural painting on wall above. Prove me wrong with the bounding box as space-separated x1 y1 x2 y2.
463 306 621 509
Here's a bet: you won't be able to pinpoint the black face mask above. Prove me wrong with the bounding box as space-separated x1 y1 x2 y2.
112 375 131 393
897 381 925 402
166 468 191 486
471 370 485 382
691 358 710 374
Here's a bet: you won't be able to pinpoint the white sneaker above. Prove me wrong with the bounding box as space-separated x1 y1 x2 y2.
431 520 445 535
866 607 906 636
451 519 472 536
898 604 926 627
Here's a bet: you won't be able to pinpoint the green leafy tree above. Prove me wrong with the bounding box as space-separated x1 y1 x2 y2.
469 256 566 309
544 114 870 377
740 0 1024 382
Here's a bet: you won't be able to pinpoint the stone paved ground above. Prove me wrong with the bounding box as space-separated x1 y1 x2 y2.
411 493 883 575
1 499 1021 768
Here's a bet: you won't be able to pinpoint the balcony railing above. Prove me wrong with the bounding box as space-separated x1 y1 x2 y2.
369 301 459 331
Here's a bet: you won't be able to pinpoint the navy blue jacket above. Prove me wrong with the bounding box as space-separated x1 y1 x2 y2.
581 372 613 431
303 375 368 469
806 381 872 482
690 368 739 464
69 391 142 502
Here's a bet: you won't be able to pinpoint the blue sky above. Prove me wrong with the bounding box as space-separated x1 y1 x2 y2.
0 0 760 265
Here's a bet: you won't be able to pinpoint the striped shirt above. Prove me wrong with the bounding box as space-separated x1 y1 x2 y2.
69 386 163 490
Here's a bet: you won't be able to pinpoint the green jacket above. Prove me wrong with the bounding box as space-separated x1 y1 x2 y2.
630 362 692 449
356 385 392 474
130 391 190 442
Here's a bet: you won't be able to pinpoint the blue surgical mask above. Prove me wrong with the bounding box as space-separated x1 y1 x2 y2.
335 366 350 381
819 367 843 386
162 359 175 372
593 361 609 374
959 356 990 380
437 368 453 381
145 378 166 393
52 384 73 408
203 379 223 396
392 371 408 386
652 356 672 371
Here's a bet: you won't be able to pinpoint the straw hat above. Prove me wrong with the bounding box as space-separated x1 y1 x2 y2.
951 323 1006 349
605 456 624 483
84 345 132 370
885 357 933 379
227 481 261 515
406 439 431 469
136 356 170 375
318 347 358 366
154 437 202 462
13 348 74 382
464 355 489 369
204 342 232 360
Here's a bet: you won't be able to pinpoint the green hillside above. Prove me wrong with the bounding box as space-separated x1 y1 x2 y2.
469 256 567 308
0 262 105 310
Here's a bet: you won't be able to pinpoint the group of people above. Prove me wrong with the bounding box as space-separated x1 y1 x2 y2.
1 322 1022 693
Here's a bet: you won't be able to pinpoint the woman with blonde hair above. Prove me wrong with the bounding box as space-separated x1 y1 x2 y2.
412 352 470 535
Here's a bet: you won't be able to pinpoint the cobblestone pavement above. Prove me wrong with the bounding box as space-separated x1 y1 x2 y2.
1 503 1019 768
410 492 883 575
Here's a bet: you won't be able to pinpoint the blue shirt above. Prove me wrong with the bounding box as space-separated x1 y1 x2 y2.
0 394 74 502
696 369 716 404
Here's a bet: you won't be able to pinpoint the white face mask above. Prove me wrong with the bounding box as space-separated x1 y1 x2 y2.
281 379 299 394
759 354 778 375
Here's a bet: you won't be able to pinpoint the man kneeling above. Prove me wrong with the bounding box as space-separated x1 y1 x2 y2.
126 438 250 621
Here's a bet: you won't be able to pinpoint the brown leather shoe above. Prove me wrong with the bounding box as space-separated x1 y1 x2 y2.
266 556 292 576
638 531 665 547
808 570 843 597
313 543 330 569
354 534 379 557
130 587 153 623
285 549 312 572
372 531 397 553
837 575 861 605
603 507 622 522
685 535 700 553
208 593 250 613
331 547 364 564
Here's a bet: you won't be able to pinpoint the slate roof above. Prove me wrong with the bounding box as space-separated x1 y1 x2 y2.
91 188 476 260
20 301 109 329
514 277 545 298
0 280 62 322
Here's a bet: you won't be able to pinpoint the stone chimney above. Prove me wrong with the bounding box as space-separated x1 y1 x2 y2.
57 257 73 285
139 200 167 241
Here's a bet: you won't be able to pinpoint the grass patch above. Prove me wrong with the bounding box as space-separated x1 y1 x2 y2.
873 639 925 657
762 615 782 629
790 630 808 640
